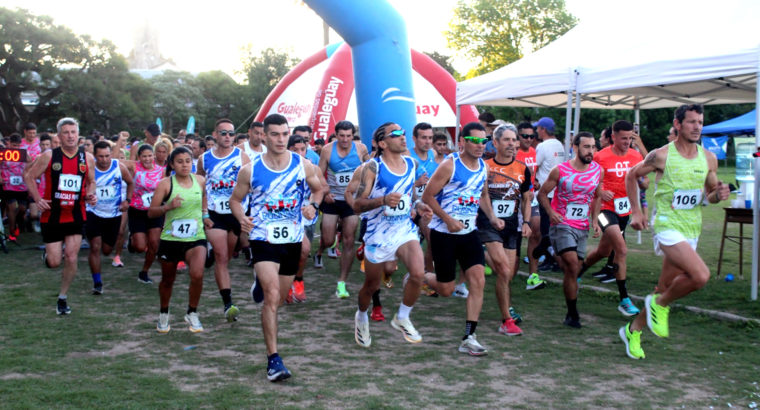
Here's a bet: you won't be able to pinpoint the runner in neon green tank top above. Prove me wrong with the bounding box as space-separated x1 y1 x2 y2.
148 147 208 334
618 105 730 360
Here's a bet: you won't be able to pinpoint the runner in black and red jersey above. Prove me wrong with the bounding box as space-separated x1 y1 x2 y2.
25 117 96 315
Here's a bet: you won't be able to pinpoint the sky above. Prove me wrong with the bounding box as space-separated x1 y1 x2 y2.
5 0 612 81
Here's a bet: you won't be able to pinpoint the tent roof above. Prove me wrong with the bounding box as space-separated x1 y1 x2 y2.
702 109 757 135
456 0 760 109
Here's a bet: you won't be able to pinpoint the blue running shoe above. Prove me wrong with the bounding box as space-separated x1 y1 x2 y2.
250 274 264 304
618 297 640 317
267 356 291 382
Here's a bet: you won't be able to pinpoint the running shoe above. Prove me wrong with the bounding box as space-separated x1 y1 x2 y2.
453 282 469 298
360 259 365 273
563 314 582 329
285 287 294 304
292 280 306 302
383 271 393 288
484 265 493 276
537 259 554 272
327 247 338 259
354 311 371 347
645 294 670 338
509 306 523 324
592 264 613 279
313 253 323 268
42 249 50 268
205 244 215 268
157 313 171 333
56 298 71 315
458 334 487 356
267 356 292 382
523 256 529 264
33 220 41 233
391 315 422 343
598 272 616 284
8 234 17 242
526 273 547 290
137 271 153 284
177 261 187 270
111 255 124 267
370 305 385 321
92 283 103 295
335 281 349 299
250 275 264 304
619 323 645 360
184 312 204 333
224 304 240 322
356 242 364 261
420 284 438 297
618 297 640 317
498 318 523 336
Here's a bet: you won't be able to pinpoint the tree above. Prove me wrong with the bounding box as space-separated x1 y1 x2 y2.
196 70 250 133
423 51 460 80
239 47 300 117
446 0 577 78
149 71 206 136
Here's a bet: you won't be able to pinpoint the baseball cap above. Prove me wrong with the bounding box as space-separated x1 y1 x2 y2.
489 119 508 127
145 123 160 137
533 117 555 132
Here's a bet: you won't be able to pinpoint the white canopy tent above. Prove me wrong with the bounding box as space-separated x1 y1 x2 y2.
457 0 760 298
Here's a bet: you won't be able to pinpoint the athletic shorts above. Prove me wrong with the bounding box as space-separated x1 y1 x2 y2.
531 204 540 218
320 199 354 218
85 212 122 247
430 229 484 283
653 230 698 257
477 221 520 250
209 211 241 236
549 224 588 259
304 224 314 242
250 240 301 276
158 239 206 263
365 231 419 264
41 222 84 243
598 210 629 233
128 207 164 234
2 190 28 205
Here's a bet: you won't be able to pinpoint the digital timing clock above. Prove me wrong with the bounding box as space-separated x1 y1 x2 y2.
0 148 27 162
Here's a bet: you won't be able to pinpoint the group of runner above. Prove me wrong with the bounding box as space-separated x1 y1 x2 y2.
4 103 729 381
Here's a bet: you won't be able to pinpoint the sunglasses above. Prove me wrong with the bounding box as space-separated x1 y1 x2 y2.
384 129 405 139
464 136 488 145
217 130 235 137
519 133 535 139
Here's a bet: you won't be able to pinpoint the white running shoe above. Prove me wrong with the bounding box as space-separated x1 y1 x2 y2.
453 282 469 298
354 311 371 348
184 312 204 333
327 247 338 259
157 313 170 333
458 334 488 356
391 315 422 343
313 254 323 268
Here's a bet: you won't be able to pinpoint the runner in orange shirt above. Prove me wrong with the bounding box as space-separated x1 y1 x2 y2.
580 120 643 316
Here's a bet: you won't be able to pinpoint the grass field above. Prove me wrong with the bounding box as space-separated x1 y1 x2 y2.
1 166 759 408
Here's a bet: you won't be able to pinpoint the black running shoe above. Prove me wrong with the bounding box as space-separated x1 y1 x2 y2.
250 274 264 304
592 265 613 279
92 283 103 295
138 271 153 284
598 273 617 284
56 298 71 315
563 315 581 328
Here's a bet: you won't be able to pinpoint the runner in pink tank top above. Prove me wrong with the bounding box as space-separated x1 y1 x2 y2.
131 161 165 210
537 132 602 329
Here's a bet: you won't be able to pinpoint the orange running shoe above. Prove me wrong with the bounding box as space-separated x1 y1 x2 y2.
292 280 306 302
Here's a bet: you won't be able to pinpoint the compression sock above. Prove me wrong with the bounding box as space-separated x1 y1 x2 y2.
160 307 169 314
372 289 381 307
187 306 197 314
617 279 629 300
92 273 102 285
566 298 579 320
463 320 478 339
220 288 232 306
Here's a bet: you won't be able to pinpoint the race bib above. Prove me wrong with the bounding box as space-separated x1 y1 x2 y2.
566 203 589 220
9 176 23 186
141 192 154 208
267 220 297 244
58 174 82 192
614 197 631 215
213 198 231 214
672 189 701 210
97 185 117 201
452 214 476 235
335 171 352 187
493 199 516 218
415 184 426 198
171 219 198 239
384 194 411 217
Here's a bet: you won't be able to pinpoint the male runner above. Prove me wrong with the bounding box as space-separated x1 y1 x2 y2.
0 134 31 241
432 133 449 163
230 113 324 382
131 123 160 160
239 121 267 161
197 118 250 322
533 117 564 277
579 121 643 316
478 124 532 336
86 141 134 294
422 122 504 356
619 104 729 360
352 122 433 347
408 122 439 276
24 117 97 315
537 132 602 328
515 122 542 282
316 120 369 298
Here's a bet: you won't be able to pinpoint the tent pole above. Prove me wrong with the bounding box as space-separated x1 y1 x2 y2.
751 53 759 301
634 97 642 244
573 90 581 137
455 105 461 151
563 68 574 156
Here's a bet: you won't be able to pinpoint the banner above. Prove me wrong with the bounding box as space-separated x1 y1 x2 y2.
702 135 728 160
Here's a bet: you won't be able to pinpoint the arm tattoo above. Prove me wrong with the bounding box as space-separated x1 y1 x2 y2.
354 161 377 199
643 151 658 169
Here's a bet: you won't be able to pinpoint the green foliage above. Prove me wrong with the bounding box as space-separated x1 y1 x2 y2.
149 71 206 136
423 51 460 80
447 0 577 78
196 70 251 133
239 46 300 115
